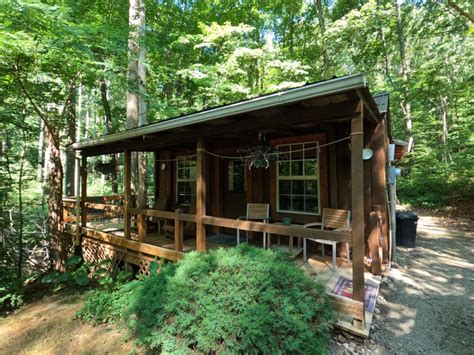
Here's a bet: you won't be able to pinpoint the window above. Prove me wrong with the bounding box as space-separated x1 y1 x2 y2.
177 156 196 205
277 142 320 215
227 161 246 193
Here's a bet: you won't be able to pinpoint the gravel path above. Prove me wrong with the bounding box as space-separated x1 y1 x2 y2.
331 213 473 354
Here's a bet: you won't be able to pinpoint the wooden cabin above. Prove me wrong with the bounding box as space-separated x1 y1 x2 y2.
63 74 392 336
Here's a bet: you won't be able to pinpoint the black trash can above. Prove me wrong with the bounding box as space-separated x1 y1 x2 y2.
395 211 419 248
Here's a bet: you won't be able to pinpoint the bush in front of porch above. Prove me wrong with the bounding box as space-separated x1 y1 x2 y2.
125 245 333 354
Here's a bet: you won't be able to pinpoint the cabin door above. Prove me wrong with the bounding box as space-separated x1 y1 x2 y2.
223 161 247 219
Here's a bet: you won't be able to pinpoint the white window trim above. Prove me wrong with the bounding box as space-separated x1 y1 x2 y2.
176 155 196 206
276 141 321 216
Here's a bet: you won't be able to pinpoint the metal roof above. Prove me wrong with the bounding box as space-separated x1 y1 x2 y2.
73 73 379 151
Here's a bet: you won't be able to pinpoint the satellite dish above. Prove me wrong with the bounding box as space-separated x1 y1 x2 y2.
362 148 373 160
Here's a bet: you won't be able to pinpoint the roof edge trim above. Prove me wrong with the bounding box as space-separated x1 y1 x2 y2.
73 74 367 151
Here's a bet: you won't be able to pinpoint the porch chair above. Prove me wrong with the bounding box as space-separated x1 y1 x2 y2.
236 203 270 247
303 208 351 271
163 200 196 240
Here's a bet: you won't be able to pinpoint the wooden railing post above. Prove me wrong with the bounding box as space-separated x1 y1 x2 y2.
196 137 207 252
174 208 183 252
124 149 132 239
351 101 366 328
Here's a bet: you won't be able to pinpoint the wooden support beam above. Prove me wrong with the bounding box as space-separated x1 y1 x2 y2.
174 209 184 252
124 149 132 239
196 138 207 252
74 156 81 251
80 155 88 228
351 101 366 327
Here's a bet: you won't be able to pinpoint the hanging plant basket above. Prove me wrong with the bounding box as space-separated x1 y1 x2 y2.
239 131 285 169
94 161 116 175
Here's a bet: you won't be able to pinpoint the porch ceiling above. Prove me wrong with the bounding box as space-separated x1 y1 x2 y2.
74 74 382 156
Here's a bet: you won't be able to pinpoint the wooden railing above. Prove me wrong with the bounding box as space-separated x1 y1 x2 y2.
64 198 351 261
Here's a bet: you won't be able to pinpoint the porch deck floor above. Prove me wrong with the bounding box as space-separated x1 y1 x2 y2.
86 220 380 337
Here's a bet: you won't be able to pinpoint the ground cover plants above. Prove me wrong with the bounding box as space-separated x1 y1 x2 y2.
78 245 333 354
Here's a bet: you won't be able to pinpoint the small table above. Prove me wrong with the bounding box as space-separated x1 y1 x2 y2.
267 222 303 257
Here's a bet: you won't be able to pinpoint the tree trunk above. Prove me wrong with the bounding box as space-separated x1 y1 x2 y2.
396 1 413 152
100 79 118 193
440 95 451 164
127 0 147 205
37 118 44 181
65 80 76 197
45 127 66 272
18 135 24 281
315 0 331 78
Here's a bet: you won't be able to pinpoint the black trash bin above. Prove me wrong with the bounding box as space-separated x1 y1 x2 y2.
395 211 419 248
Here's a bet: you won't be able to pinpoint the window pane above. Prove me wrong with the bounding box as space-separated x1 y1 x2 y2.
305 180 317 195
292 180 304 194
292 195 304 211
305 196 318 213
189 165 196 179
304 160 317 176
279 180 291 194
279 195 291 210
304 143 318 159
278 145 290 161
291 161 303 176
278 161 290 176
178 182 186 193
291 144 303 160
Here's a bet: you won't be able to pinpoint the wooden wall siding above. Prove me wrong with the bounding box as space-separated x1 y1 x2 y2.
336 125 351 211
210 155 223 233
369 119 389 262
327 126 339 209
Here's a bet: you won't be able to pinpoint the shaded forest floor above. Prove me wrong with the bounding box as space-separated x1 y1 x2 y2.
1 212 472 354
0 292 133 354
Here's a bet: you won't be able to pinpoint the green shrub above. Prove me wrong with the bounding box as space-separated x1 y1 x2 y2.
125 245 333 354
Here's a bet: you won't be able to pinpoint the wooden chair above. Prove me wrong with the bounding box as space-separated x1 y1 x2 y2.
237 203 270 247
152 195 171 234
303 208 351 271
163 201 196 240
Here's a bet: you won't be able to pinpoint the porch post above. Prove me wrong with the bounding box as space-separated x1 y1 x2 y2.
196 137 207 252
124 149 132 239
74 154 81 254
80 155 88 228
351 101 366 327
137 156 147 243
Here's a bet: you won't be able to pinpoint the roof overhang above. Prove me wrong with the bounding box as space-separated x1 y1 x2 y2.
73 74 381 154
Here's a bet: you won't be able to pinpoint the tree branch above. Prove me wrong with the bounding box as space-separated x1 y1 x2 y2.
447 0 474 23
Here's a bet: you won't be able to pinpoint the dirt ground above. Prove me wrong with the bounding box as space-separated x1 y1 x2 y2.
0 293 133 355
1 212 472 354
330 212 474 354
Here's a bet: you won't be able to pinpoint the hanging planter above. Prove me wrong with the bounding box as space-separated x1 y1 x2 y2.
239 131 283 169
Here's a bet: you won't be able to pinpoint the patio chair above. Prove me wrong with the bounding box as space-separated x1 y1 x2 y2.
163 200 196 240
303 208 351 271
236 203 270 247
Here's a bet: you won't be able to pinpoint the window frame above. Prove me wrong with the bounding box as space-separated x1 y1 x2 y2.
176 155 196 206
276 141 321 216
